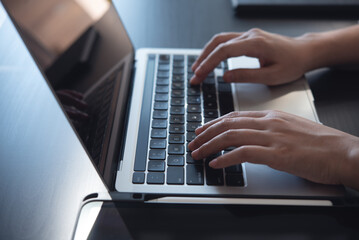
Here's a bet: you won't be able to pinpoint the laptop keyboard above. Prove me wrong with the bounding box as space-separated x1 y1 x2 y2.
132 54 244 187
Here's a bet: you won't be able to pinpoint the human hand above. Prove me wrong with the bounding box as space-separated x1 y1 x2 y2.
56 89 89 121
190 29 313 86
188 110 359 188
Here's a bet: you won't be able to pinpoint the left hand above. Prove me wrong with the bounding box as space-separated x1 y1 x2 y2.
188 110 359 187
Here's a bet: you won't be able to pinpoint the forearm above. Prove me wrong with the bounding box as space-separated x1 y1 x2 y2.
297 25 359 71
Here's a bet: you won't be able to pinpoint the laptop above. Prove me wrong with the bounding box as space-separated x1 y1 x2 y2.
2 0 346 206
231 0 359 18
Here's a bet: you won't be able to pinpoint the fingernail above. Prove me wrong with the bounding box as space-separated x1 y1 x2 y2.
209 159 218 168
188 141 194 151
191 62 198 71
191 149 199 159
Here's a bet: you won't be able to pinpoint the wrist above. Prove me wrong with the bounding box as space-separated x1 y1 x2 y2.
295 32 336 72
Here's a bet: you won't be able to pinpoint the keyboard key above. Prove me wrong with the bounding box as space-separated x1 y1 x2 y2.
203 92 217 102
158 64 170 71
187 55 197 65
170 115 184 124
217 76 225 83
159 54 170 63
171 98 185 106
202 84 216 92
168 144 184 155
219 92 234 116
225 164 243 174
155 93 169 102
154 101 168 110
152 119 167 129
204 109 218 118
186 132 196 142
226 174 244 186
150 139 166 149
148 160 165 172
218 83 232 93
157 78 169 86
187 113 202 122
147 172 165 184
157 71 170 78
172 75 184 82
186 153 202 164
203 101 217 109
169 134 185 144
187 105 201 113
187 122 201 132
186 164 204 185
187 96 201 105
132 172 145 184
153 110 168 119
203 77 215 85
170 106 185 115
169 124 185 134
172 90 184 98
205 158 224 186
173 61 185 68
187 87 201 96
151 129 167 139
172 82 185 90
149 149 166 160
167 155 184 166
173 55 184 62
156 85 169 93
173 68 184 75
167 167 184 185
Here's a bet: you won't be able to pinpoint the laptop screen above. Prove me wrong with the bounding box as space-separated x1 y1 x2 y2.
2 0 135 178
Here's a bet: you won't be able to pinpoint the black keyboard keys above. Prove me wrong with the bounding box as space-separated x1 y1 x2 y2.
167 155 184 166
148 160 165 172
147 172 165 184
186 164 204 185
132 172 145 184
167 167 184 185
168 144 185 155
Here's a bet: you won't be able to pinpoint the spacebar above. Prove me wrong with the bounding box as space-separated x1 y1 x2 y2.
134 55 156 171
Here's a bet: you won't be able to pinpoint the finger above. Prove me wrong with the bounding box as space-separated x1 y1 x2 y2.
188 117 265 151
59 89 84 99
57 91 88 110
63 106 89 121
191 39 262 85
192 32 241 72
209 146 272 169
191 129 270 160
195 111 269 135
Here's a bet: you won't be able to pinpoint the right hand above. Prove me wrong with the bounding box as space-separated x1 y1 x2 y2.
56 89 89 121
190 28 313 86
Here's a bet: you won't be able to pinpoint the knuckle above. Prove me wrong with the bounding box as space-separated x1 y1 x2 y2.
212 33 226 43
236 146 251 159
223 129 237 140
248 28 263 36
